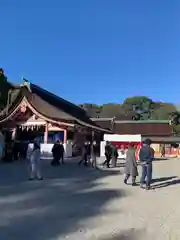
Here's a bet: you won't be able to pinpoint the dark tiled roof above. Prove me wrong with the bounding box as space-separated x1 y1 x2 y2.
91 119 113 130
0 81 110 131
26 92 76 123
114 122 172 136
29 83 96 126
91 118 172 136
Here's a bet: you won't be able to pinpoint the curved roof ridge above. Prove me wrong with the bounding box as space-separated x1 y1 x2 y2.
29 82 87 115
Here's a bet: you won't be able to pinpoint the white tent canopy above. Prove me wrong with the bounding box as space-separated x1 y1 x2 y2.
104 134 142 142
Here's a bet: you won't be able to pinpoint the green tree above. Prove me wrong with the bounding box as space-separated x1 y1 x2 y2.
100 103 124 118
0 68 9 109
122 96 153 120
79 103 102 117
151 102 176 120
0 68 17 111
168 111 180 135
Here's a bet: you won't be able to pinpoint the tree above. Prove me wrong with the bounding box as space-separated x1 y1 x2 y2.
122 96 154 120
79 104 102 118
99 104 124 118
168 111 180 135
0 68 17 111
151 102 177 120
0 68 9 109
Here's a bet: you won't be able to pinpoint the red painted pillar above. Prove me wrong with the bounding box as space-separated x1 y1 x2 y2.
44 122 49 143
64 129 67 144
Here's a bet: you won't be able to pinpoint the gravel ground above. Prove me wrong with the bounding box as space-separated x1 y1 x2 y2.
0 157 180 240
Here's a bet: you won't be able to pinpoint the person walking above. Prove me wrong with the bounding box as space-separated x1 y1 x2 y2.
29 142 42 180
91 141 98 168
51 140 64 166
87 141 91 164
124 143 138 186
160 144 165 158
103 141 112 168
78 141 89 166
111 145 119 168
139 139 154 190
59 140 65 164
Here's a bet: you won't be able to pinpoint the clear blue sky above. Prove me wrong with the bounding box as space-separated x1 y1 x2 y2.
1 0 180 105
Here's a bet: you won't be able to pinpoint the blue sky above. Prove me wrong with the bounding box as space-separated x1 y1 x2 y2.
1 0 180 104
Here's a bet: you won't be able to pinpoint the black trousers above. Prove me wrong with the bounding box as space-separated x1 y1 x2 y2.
59 154 64 164
13 150 19 161
78 154 88 165
103 154 111 167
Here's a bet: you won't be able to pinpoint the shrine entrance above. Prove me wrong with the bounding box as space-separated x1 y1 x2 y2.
0 101 72 161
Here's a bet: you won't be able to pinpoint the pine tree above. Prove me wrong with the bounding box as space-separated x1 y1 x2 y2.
0 68 12 110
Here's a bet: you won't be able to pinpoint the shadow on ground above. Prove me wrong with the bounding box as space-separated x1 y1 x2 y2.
0 159 125 240
152 177 180 189
151 176 177 184
100 228 148 240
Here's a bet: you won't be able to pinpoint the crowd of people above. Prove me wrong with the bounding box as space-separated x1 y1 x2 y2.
15 138 155 190
1 136 155 190
124 139 154 190
28 140 65 180
101 139 154 190
78 141 99 168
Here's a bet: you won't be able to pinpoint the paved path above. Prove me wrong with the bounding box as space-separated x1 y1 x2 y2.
0 158 180 239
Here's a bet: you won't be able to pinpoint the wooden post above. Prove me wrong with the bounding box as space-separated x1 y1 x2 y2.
64 129 67 144
44 122 48 143
12 127 17 140
92 130 95 142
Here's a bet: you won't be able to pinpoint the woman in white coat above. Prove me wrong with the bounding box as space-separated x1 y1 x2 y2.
29 143 43 180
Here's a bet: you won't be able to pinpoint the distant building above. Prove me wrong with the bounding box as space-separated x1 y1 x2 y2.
91 118 180 157
91 118 175 142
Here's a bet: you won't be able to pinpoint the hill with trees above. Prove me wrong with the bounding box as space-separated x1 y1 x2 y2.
79 96 177 121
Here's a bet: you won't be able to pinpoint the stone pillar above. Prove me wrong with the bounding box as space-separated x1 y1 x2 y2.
44 122 49 143
64 129 67 144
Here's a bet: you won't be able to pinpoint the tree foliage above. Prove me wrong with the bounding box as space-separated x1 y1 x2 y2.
123 96 153 112
99 104 124 118
168 111 180 135
151 102 177 120
0 68 10 109
80 96 177 121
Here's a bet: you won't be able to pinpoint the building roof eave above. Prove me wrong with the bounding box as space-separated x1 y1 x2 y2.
75 119 112 133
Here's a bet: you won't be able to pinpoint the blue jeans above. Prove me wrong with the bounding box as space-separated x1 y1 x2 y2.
140 163 152 186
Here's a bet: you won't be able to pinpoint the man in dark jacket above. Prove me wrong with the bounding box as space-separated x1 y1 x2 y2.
111 145 119 167
103 141 112 168
51 140 65 166
78 141 89 166
139 139 154 190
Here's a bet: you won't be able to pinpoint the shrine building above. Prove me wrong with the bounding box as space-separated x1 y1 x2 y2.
0 79 110 148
